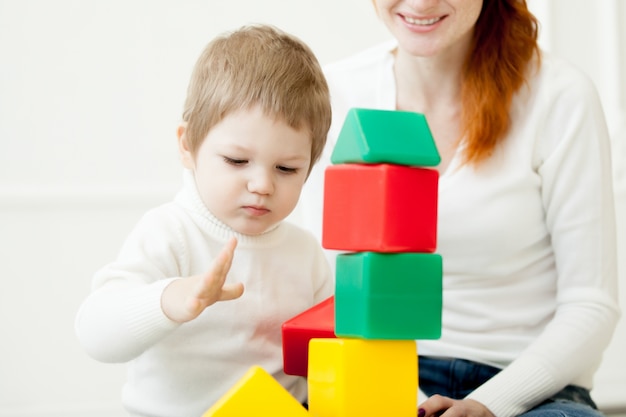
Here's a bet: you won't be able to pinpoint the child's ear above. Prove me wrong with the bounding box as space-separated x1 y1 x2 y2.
177 123 195 169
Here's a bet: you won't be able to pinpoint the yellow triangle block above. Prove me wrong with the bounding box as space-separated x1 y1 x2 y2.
202 366 308 417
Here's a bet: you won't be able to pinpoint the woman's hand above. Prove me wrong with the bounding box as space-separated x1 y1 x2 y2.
161 237 244 323
419 395 495 417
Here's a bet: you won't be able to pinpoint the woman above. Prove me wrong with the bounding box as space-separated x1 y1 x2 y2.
298 1 620 416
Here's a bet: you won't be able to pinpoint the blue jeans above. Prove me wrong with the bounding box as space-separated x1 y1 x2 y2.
419 356 606 417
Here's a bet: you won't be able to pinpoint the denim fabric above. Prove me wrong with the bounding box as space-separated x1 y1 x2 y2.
419 356 605 417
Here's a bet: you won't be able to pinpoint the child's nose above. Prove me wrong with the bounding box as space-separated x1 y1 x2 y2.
247 169 274 195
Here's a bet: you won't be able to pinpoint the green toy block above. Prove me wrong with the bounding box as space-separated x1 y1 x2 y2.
330 108 441 167
335 252 442 340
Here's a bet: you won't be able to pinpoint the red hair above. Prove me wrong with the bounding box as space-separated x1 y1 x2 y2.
461 0 540 164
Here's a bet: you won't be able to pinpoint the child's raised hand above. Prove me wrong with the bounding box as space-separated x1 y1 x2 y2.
161 237 244 323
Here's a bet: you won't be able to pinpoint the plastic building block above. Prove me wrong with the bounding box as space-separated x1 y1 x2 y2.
201 366 308 417
282 296 336 377
308 338 418 417
322 164 438 252
330 108 440 167
335 252 442 340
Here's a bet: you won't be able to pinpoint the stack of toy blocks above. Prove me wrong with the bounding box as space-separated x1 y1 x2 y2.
203 108 443 416
307 108 443 416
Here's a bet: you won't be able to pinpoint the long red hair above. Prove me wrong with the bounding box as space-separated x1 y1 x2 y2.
461 0 540 164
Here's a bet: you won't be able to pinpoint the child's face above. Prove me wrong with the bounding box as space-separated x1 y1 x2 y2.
180 105 312 235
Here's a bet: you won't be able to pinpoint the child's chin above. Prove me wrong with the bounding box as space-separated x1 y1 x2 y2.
232 220 275 236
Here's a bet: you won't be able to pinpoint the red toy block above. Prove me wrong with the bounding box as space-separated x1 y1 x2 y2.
281 297 336 377
322 164 438 252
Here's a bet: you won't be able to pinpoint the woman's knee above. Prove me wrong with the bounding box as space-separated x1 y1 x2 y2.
521 401 605 417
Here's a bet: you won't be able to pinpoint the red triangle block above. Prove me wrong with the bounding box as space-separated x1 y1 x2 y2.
281 297 336 377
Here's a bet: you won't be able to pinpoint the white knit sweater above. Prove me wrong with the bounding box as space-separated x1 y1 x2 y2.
298 41 621 417
75 170 333 417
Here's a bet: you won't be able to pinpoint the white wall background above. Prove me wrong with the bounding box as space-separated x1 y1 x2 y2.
0 1 623 416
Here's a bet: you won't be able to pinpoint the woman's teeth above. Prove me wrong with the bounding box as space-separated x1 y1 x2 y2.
404 16 442 26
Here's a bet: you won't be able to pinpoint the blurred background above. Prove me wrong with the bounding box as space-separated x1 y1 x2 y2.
0 1 624 416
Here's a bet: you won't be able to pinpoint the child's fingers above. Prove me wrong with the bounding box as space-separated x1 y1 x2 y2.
219 282 244 301
195 237 240 303
212 237 237 281
220 236 237 269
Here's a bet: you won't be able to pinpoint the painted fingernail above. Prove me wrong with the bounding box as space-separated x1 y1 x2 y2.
418 408 426 417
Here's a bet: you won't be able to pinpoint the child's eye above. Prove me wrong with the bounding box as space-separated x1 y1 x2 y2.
277 165 298 174
223 156 247 166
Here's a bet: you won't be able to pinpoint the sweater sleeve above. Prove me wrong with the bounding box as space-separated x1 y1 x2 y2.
74 207 183 363
467 65 621 417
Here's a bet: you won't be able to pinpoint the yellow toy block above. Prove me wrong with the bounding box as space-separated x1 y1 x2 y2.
202 366 308 417
308 338 418 417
